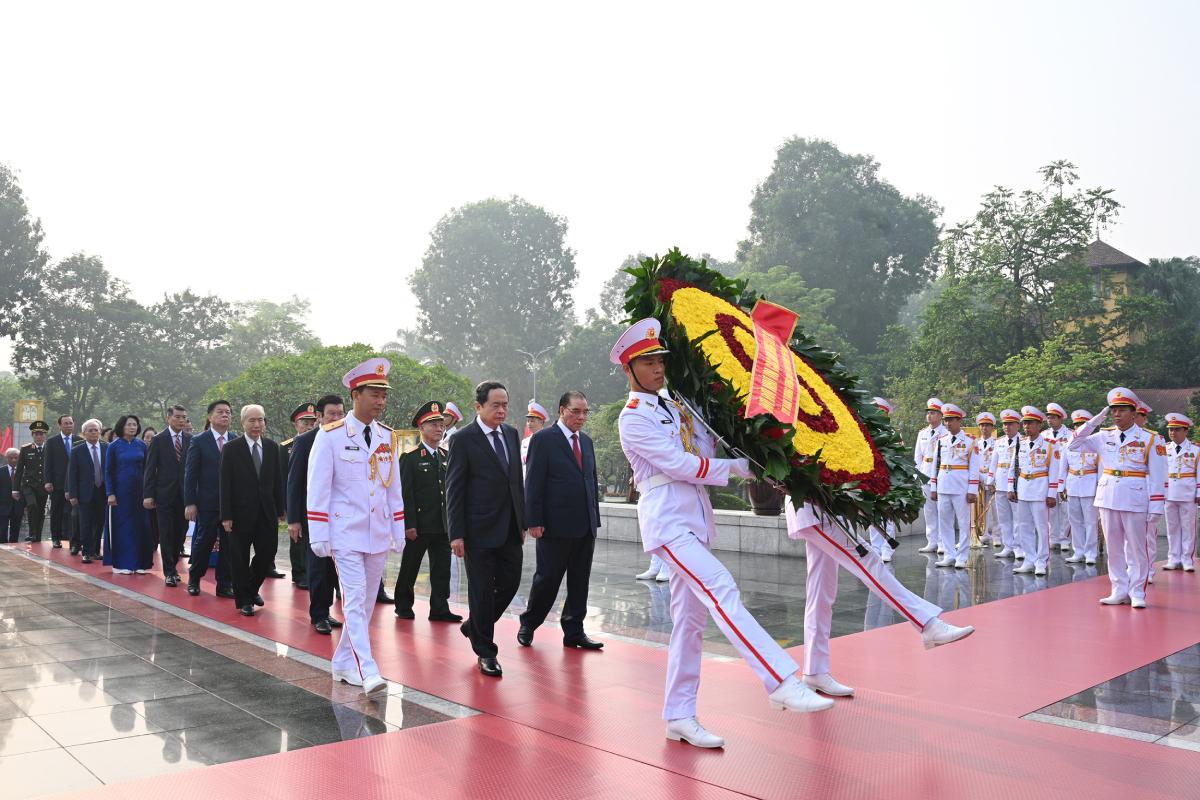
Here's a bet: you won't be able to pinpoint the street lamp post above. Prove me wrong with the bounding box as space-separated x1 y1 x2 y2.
516 346 555 402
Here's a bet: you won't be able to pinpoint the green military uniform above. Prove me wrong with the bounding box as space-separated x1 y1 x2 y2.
393 402 455 620
282 402 319 588
15 421 50 541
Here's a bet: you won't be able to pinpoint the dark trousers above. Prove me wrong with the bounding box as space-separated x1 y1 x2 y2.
463 520 523 658
227 511 278 607
21 488 47 540
394 530 451 615
189 512 233 591
306 526 339 624
289 531 308 584
5 504 22 543
155 503 187 577
49 489 71 543
76 494 106 558
519 535 596 638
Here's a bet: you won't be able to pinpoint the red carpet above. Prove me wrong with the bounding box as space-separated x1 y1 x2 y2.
14 542 1200 799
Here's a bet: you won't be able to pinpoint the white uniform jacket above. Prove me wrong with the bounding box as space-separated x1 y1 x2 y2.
914 424 947 481
1064 449 1100 497
929 431 980 495
988 435 1018 491
306 416 405 554
1045 425 1071 452
1068 419 1167 514
1166 440 1200 502
1007 432 1063 502
618 391 744 551
975 436 994 488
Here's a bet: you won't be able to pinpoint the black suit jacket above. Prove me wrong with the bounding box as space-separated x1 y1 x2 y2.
524 424 600 538
44 433 82 491
446 419 525 549
67 441 108 505
285 426 319 526
0 464 14 515
219 436 284 525
143 429 190 506
185 429 237 513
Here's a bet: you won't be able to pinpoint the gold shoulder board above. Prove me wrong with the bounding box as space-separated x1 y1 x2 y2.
322 419 346 432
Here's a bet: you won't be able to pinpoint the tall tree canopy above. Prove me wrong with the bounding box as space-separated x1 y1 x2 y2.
0 164 49 335
1111 256 1200 388
736 138 941 353
410 196 578 403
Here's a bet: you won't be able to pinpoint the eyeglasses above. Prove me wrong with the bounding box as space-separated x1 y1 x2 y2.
565 408 590 416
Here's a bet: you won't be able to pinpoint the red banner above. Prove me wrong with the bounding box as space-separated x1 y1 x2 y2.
746 300 801 424
0 427 10 453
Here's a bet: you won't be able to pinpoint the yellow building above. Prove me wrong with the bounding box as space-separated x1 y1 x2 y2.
1087 239 1145 325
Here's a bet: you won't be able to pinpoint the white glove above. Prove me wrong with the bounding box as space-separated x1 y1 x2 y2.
730 458 754 479
310 540 331 559
389 538 404 553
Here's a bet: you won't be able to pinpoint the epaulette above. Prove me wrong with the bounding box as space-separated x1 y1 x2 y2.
20 442 33 450
280 437 294 447
1101 426 1116 431
626 398 640 409
378 422 393 431
322 419 345 432
965 433 977 440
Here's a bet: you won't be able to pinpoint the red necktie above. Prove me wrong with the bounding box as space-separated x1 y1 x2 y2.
571 433 582 470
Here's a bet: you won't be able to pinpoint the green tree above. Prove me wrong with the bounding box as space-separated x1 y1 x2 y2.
541 314 626 407
742 266 855 360
1110 257 1200 388
980 332 1118 417
226 297 321 373
11 254 143 419
203 344 473 436
409 196 578 404
587 399 630 496
736 138 941 353
0 164 49 335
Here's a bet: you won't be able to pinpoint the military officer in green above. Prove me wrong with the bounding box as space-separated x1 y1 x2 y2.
14 421 50 542
281 403 319 589
394 401 462 623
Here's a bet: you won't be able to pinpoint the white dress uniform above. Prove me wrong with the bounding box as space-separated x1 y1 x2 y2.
307 358 405 687
867 397 896 561
929 405 980 567
1007 409 1064 575
973 421 995 545
520 401 550 478
1163 414 1200 570
785 500 941 676
915 398 947 552
1064 410 1101 564
988 411 1022 558
1068 389 1168 606
1044 404 1071 548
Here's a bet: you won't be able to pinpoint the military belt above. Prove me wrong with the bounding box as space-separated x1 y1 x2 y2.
1020 471 1048 480
1169 472 1197 479
1103 469 1147 478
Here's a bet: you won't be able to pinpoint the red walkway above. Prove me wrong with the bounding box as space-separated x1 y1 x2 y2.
15 542 1200 799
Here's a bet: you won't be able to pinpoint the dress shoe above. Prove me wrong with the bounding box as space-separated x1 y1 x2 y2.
135 569 148 574
1013 563 1035 574
921 618 975 649
268 570 286 579
1099 593 1130 605
394 608 416 620
460 621 471 639
52 541 62 549
655 569 670 582
517 625 534 647
665 716 724 748
1131 597 1147 609
954 560 967 569
1065 555 1085 563
295 581 309 590
238 605 255 617
635 567 658 580
429 611 463 623
326 617 343 628
187 583 200 596
937 547 946 555
767 674 834 712
917 544 937 553
881 552 892 563
1185 564 1195 573
563 635 604 650
216 587 235 599
478 657 502 677
333 669 363 686
254 594 265 607
81 556 93 564
314 619 333 634
935 557 955 568
23 535 32 542
1086 559 1097 566
1034 567 1047 577
376 589 394 604
1163 562 1180 570
804 672 855 697
996 548 1014 558
165 575 179 587
362 674 387 694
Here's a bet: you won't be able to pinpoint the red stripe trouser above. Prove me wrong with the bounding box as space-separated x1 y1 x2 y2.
330 549 389 680
657 534 798 721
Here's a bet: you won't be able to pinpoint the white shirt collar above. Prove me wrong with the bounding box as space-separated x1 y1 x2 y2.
556 419 575 439
476 417 501 436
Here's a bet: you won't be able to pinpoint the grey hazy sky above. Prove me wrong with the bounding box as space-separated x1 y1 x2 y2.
2 1 1197 372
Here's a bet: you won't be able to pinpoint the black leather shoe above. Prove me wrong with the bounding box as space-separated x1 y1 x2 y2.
238 605 255 616
429 611 463 623
478 657 502 677
70 546 79 556
314 619 332 634
165 575 179 587
563 635 604 650
459 621 471 639
216 587 235 599
253 594 265 607
394 608 415 620
81 556 93 564
268 570 286 579
187 583 200 596
295 581 308 590
52 542 62 549
517 625 534 647
376 589 394 605
325 617 343 628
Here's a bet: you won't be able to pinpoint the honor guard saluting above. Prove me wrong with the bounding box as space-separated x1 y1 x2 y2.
1044 403 1072 552
307 358 406 693
1064 410 1101 566
915 398 947 554
989 410 1022 559
974 412 996 546
614 318 831 750
520 400 549 473
1162 413 1199 572
281 403 319 589
1069 388 1168 608
15 421 51 542
393 401 461 623
1007 406 1063 577
929 404 979 569
867 397 897 562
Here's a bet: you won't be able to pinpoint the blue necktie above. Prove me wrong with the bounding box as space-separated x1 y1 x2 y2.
491 430 509 471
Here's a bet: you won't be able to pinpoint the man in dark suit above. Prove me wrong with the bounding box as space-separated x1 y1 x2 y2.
518 391 603 650
67 419 107 562
446 381 526 677
287 394 344 634
2 447 20 544
143 405 191 586
184 400 236 598
280 402 318 588
220 403 285 616
15 421 50 541
43 415 82 551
